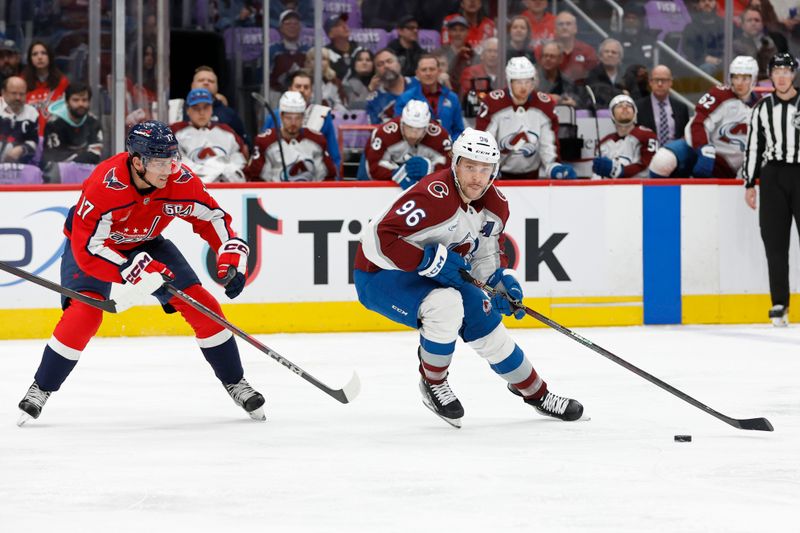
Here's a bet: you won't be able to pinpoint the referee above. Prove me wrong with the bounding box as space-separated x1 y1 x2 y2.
743 52 800 326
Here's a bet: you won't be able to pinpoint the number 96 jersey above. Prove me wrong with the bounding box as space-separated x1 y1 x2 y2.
354 168 510 282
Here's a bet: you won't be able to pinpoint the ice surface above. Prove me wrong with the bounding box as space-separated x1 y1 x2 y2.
0 325 797 532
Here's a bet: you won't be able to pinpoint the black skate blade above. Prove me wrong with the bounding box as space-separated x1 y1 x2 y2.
420 399 462 428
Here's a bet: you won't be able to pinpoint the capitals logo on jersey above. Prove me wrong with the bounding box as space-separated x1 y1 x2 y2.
103 168 127 190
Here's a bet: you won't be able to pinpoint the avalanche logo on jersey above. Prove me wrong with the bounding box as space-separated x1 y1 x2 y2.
499 129 539 157
286 158 317 182
718 122 748 151
191 145 229 161
103 168 128 190
449 234 479 262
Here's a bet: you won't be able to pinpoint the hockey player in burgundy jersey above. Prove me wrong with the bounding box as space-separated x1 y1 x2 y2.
17 121 266 426
354 128 583 427
649 56 759 178
591 94 658 179
245 91 337 182
362 99 452 189
475 57 576 179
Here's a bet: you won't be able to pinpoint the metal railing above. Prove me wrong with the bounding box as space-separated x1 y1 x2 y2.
562 0 609 40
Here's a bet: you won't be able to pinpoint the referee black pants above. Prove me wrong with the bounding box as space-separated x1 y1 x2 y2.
759 162 800 307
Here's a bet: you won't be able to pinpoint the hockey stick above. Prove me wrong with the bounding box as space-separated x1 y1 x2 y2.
584 85 601 158
251 91 290 181
163 283 361 404
0 260 119 313
460 270 774 432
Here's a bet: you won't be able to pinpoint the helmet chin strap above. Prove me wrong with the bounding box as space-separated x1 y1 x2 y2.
131 156 157 190
452 156 497 202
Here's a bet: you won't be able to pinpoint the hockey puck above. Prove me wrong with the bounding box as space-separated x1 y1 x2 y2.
674 435 692 442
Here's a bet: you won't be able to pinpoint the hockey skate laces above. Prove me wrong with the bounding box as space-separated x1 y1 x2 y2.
25 384 50 407
225 379 257 403
430 381 459 405
540 392 569 415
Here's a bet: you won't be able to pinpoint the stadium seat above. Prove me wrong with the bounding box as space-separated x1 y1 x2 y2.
324 0 362 29
0 164 43 185
349 28 392 53
644 0 692 40
58 163 96 184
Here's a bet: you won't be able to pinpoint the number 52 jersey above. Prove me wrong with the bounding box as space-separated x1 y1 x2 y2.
354 168 510 282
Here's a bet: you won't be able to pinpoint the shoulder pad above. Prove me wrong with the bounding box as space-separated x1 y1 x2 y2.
537 92 552 103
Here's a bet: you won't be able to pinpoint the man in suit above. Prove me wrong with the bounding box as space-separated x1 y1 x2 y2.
635 65 690 147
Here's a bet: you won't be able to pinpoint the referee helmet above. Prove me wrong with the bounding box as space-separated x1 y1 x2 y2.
769 52 798 74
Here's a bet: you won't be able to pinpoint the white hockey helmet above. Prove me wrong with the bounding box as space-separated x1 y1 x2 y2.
450 128 500 196
401 99 431 129
506 56 537 82
279 91 307 114
609 94 637 125
729 55 759 90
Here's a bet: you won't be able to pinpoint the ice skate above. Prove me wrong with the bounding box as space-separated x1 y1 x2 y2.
17 381 51 427
769 305 789 327
508 384 584 421
224 378 266 421
419 376 464 428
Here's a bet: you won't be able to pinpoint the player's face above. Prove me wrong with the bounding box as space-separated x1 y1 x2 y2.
401 123 426 146
289 76 313 103
510 78 534 101
66 91 90 119
771 67 795 93
612 102 635 124
730 74 753 98
282 112 303 137
455 157 494 201
139 155 180 188
187 102 213 128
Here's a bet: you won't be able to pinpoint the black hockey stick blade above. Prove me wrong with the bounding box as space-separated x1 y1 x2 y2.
0 260 119 313
460 270 774 432
164 284 360 404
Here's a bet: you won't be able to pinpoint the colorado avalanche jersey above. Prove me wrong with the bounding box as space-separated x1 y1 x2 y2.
171 121 248 183
244 127 336 182
64 152 236 283
355 169 509 283
686 85 756 178
476 89 560 177
596 125 658 178
364 117 452 183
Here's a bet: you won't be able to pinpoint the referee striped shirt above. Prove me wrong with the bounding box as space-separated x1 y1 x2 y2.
743 91 800 187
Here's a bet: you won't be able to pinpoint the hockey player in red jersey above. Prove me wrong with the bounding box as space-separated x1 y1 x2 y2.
244 91 337 182
361 99 452 189
476 56 576 179
17 121 265 426
591 94 658 178
649 55 759 178
354 128 583 427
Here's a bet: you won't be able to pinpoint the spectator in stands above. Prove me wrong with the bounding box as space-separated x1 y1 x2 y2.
537 11 598 83
432 50 454 90
441 0 496 48
536 41 584 107
246 91 336 182
434 16 474 94
304 48 348 112
189 66 249 147
172 88 248 183
262 69 341 174
388 15 426 77
635 65 690 147
344 49 377 109
395 54 465 139
0 76 38 164
22 40 68 136
361 99 451 187
269 9 310 94
585 38 626 107
610 3 655 70
683 0 726 75
507 15 537 64
521 0 556 47
734 6 790 78
0 37 21 88
323 14 366 82
41 82 102 173
125 42 157 127
215 0 258 31
366 49 413 124
460 37 499 98
623 63 651 100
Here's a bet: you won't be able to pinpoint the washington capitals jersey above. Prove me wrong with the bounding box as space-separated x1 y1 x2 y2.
476 89 560 177
597 125 658 178
65 152 236 283
686 85 756 178
364 117 452 182
355 168 509 283
244 128 336 182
